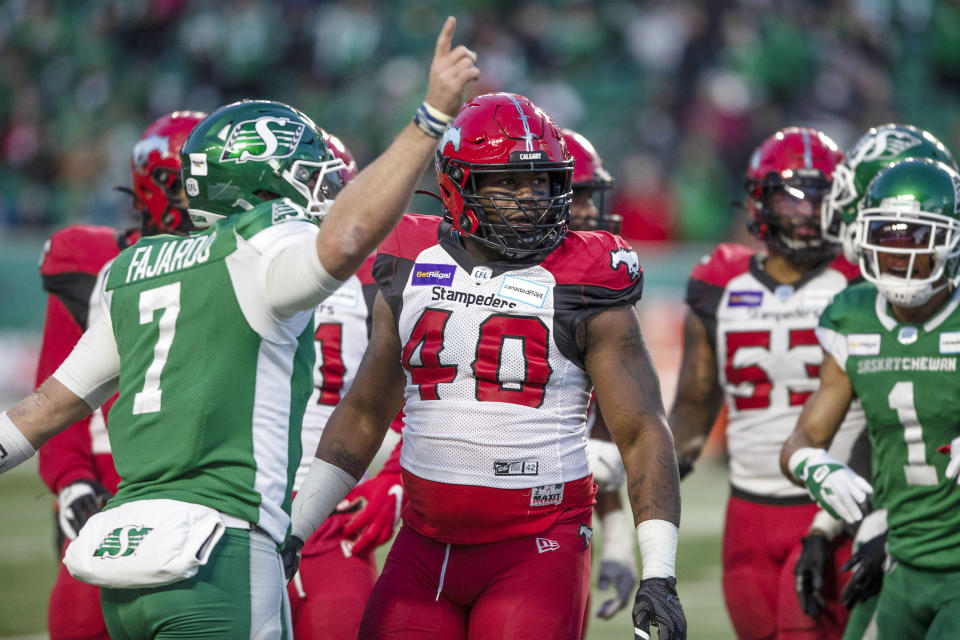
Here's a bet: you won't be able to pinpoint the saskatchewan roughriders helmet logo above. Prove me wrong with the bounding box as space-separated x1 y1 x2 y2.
220 116 305 164
93 525 153 558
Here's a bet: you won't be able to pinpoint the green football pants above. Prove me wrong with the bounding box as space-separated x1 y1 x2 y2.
875 561 960 640
100 527 291 639
841 594 878 640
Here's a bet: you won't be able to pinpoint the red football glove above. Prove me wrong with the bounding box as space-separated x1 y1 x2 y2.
336 469 403 558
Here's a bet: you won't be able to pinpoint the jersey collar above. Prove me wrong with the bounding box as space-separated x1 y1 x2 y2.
749 254 832 296
873 285 960 333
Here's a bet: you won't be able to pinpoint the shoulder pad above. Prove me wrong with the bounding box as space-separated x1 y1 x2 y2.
688 242 754 287
40 225 125 276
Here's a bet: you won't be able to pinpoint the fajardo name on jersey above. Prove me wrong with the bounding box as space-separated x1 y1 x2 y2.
431 286 516 309
125 233 216 284
856 356 957 374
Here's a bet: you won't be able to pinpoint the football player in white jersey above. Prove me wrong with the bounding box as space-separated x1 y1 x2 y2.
288 93 687 640
669 127 866 639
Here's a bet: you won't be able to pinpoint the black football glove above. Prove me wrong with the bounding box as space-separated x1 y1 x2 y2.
596 559 637 619
633 577 686 640
677 458 694 480
795 533 830 618
841 531 887 609
58 480 112 540
281 535 305 582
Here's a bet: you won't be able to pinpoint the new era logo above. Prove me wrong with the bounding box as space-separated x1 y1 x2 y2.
536 537 560 553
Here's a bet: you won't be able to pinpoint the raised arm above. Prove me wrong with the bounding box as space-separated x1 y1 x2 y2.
668 310 723 477
315 17 479 280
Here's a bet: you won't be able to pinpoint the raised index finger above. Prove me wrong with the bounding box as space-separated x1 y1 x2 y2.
434 16 456 58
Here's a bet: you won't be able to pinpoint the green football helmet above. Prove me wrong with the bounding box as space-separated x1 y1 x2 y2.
821 123 956 263
179 100 347 228
858 158 960 307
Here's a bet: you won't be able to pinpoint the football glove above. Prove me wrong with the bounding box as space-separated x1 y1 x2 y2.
597 507 637 619
633 577 686 640
336 469 403 558
58 480 111 540
791 448 873 524
794 533 829 618
586 438 626 492
677 458 694 480
281 534 304 582
841 531 887 609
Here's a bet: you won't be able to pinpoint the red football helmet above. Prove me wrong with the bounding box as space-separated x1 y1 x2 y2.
436 93 573 257
322 130 358 183
744 126 843 264
561 128 620 233
131 110 206 235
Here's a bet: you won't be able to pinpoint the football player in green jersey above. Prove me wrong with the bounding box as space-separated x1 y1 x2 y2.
0 16 478 640
781 158 960 640
821 123 956 266
799 124 956 638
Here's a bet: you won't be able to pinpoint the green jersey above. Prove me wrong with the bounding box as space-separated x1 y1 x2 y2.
102 200 318 543
818 281 960 570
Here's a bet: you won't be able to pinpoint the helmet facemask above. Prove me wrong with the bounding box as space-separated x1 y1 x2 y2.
858 203 960 307
749 172 836 266
283 157 348 219
445 160 572 258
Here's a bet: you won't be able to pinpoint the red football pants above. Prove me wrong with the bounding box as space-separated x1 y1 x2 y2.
722 495 850 640
287 534 378 640
359 509 593 639
49 544 109 640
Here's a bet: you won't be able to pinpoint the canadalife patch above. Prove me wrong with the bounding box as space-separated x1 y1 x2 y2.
411 263 456 286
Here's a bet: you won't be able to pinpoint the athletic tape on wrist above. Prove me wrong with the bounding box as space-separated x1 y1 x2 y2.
290 458 357 541
809 509 845 540
601 507 636 565
635 519 678 579
0 412 36 475
413 102 454 139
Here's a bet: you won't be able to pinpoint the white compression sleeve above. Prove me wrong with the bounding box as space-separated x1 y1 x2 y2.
51 317 120 410
267 233 345 316
0 412 36 474
290 458 358 541
636 519 679 579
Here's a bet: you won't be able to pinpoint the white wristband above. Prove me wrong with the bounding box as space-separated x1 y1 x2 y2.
635 519 678 579
422 101 455 125
601 507 636 565
809 509 845 540
290 458 358 541
0 412 36 475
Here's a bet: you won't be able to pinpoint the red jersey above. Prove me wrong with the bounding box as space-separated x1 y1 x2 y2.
36 225 138 494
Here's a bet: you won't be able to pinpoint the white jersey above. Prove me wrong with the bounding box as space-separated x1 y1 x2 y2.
296 255 377 488
686 243 866 499
374 215 644 491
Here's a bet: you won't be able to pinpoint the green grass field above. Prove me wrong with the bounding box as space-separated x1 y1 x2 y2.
0 459 734 639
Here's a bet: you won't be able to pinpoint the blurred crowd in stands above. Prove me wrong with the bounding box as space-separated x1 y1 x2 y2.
2 0 959 245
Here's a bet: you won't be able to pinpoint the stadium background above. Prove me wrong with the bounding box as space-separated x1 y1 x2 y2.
1 1 959 637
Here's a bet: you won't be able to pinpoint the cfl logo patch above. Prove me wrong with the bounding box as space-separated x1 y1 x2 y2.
536 537 560 553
